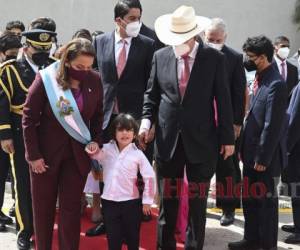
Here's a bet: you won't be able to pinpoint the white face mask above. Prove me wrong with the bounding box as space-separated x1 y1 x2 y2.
207 42 223 51
125 21 142 38
277 47 290 60
174 44 190 57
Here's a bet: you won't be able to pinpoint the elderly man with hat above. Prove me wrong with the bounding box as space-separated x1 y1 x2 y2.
0 20 56 249
139 5 235 250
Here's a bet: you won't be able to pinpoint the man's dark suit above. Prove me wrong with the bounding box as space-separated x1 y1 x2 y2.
272 59 298 97
283 82 300 233
93 32 155 132
216 45 246 212
142 42 235 250
240 65 288 249
140 23 164 50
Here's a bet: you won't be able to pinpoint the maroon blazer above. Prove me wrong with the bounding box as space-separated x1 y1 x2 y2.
22 70 103 176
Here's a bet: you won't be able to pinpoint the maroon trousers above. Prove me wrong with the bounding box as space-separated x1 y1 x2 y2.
30 147 88 250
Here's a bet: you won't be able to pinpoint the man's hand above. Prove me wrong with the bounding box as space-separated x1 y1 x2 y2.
233 125 242 140
138 130 150 151
147 125 156 143
1 139 15 154
220 145 235 160
143 204 152 216
254 163 267 172
29 159 49 174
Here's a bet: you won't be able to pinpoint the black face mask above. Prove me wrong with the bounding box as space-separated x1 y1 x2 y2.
31 52 49 67
243 58 257 72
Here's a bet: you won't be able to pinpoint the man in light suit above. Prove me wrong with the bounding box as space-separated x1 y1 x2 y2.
139 6 235 250
204 18 246 226
272 36 298 98
228 36 288 250
87 0 155 236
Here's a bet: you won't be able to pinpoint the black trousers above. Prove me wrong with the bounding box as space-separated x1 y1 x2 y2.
0 147 11 210
216 138 241 212
11 130 33 237
156 137 216 250
102 199 142 250
242 167 278 249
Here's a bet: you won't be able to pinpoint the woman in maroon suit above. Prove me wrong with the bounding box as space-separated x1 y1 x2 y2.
22 38 103 250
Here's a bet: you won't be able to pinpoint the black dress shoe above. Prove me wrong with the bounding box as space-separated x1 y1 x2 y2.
142 214 152 222
281 224 296 233
85 222 106 237
0 211 13 225
9 204 15 217
284 233 300 244
17 234 31 250
0 223 6 232
228 239 260 250
220 212 235 226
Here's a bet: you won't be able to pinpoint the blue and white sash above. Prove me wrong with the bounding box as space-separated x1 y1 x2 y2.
40 61 91 144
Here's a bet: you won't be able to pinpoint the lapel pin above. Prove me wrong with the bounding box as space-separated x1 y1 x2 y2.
88 88 92 92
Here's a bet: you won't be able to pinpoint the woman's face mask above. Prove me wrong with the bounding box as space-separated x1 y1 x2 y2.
67 66 90 82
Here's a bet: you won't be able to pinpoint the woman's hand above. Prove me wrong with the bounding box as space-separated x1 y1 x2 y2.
85 142 100 155
29 158 49 174
143 204 152 216
91 169 103 181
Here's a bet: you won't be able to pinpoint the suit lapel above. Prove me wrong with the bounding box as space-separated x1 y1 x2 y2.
165 47 181 103
107 32 118 82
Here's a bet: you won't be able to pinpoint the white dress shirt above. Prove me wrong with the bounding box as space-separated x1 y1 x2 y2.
139 42 199 132
274 55 287 81
114 31 132 66
92 141 156 205
25 54 39 73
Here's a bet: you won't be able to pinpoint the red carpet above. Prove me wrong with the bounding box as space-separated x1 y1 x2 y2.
50 208 186 250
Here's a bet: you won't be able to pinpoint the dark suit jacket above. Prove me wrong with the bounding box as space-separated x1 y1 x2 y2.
241 65 288 177
285 82 300 181
94 32 155 129
221 45 246 125
22 71 103 176
140 23 164 50
142 43 235 163
272 59 298 97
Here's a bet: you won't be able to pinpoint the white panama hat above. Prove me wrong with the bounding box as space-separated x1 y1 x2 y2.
155 5 211 46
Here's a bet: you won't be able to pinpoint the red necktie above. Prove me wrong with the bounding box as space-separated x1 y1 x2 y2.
179 55 190 98
281 61 286 81
252 76 259 96
117 40 127 79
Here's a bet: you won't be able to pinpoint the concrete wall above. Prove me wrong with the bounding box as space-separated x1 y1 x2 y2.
1 0 299 53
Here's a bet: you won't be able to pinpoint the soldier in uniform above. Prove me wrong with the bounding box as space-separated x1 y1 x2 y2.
0 31 22 232
0 26 56 249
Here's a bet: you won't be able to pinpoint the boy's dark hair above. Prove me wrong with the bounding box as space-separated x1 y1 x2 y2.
72 29 92 42
110 113 139 140
242 35 274 63
274 36 290 46
6 20 25 32
114 0 142 19
29 17 56 32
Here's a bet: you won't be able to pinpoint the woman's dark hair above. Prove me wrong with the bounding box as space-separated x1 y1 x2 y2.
29 17 56 32
114 0 142 19
6 20 25 32
57 38 95 90
72 29 92 42
242 35 274 63
110 113 139 141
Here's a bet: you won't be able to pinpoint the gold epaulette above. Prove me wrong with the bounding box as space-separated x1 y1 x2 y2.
0 59 16 69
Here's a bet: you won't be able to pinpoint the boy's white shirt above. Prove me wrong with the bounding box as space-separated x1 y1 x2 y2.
92 140 156 205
